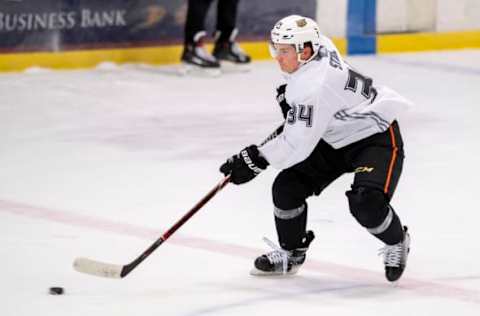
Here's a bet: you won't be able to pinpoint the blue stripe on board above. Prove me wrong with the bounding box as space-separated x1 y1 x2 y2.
347 0 377 55
346 0 365 36
364 0 376 34
348 35 376 55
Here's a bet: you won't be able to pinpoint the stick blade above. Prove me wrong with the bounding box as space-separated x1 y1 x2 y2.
73 257 124 279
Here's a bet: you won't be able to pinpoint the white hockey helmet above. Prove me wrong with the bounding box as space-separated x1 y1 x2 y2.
270 15 321 64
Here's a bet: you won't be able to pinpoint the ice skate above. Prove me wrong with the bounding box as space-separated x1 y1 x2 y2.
213 29 251 73
180 31 221 77
250 231 314 276
379 226 410 282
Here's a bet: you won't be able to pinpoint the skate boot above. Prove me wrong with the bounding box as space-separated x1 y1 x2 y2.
180 31 220 76
250 230 315 276
213 29 251 72
379 226 410 282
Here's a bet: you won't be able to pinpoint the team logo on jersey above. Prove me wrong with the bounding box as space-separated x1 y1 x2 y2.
354 166 374 173
296 19 307 27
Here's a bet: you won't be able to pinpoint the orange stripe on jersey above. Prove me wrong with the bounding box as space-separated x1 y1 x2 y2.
384 126 398 194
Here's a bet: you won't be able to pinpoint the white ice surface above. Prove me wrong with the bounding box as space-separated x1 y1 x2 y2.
1 50 479 315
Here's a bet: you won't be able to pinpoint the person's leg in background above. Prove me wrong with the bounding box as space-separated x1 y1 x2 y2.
213 0 251 64
181 0 220 69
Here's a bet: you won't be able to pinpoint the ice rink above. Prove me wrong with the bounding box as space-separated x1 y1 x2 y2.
1 49 480 315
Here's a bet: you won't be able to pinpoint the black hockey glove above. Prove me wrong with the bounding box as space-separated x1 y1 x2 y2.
276 84 291 119
220 145 269 185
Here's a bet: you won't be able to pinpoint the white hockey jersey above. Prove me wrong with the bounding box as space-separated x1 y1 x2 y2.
259 35 413 170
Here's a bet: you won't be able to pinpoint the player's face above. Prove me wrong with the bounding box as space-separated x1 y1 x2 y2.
273 44 300 73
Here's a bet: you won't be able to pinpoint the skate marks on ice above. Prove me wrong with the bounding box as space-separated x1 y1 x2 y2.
1 198 479 306
180 276 390 316
125 63 250 78
177 60 252 77
376 53 480 76
432 275 480 282
184 275 480 316
218 60 252 74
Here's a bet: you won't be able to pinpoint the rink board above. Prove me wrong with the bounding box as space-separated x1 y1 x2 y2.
1 32 479 72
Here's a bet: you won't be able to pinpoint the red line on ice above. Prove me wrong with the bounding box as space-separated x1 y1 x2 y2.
1 199 479 304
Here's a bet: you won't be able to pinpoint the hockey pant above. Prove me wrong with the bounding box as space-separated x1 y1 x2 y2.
273 121 405 249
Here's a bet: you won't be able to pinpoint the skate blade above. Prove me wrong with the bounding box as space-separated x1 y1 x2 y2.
220 61 251 73
179 63 221 77
249 266 300 276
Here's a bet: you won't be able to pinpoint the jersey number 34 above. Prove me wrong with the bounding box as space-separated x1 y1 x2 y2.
287 104 313 127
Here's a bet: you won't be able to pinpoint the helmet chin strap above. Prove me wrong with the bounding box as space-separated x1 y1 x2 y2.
295 43 318 66
281 51 318 76
297 49 318 66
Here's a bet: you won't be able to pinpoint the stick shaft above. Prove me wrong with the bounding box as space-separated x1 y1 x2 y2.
120 175 230 277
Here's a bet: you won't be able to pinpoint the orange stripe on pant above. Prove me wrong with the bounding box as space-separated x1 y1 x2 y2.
384 126 398 194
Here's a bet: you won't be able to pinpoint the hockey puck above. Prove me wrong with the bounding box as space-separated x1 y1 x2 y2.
49 287 64 295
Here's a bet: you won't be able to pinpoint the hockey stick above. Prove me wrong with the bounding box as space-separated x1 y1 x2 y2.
73 175 230 279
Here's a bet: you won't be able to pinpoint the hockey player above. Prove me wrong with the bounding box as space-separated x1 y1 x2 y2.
181 0 251 72
219 15 412 282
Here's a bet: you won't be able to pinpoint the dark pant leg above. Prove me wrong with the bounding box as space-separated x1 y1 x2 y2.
272 169 314 250
350 121 404 199
216 0 239 41
273 140 345 250
345 121 405 244
184 0 214 45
